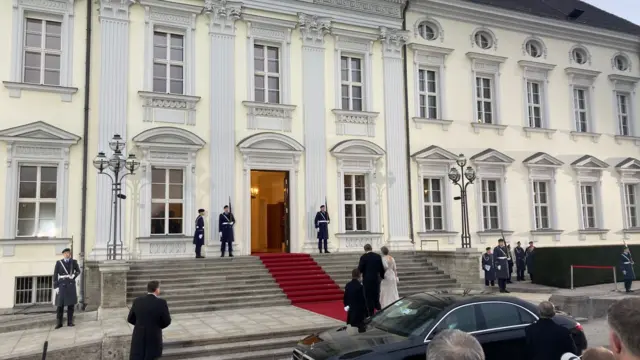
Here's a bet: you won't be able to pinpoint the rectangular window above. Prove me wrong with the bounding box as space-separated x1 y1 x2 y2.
625 184 638 228
14 276 53 306
423 178 444 231
526 81 543 128
418 69 438 119
573 88 589 132
580 184 597 229
254 44 280 103
23 18 62 85
341 56 363 111
344 174 367 231
476 77 493 124
617 92 630 136
481 179 500 230
150 168 184 235
152 31 185 94
532 180 550 229
17 165 57 237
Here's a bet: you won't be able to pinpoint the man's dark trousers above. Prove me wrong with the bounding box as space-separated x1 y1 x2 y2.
221 241 233 256
318 238 328 252
56 305 74 326
195 243 203 257
517 267 525 281
498 279 507 292
625 279 632 292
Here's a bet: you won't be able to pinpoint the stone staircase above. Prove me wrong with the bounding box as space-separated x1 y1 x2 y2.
126 257 290 314
159 327 329 360
313 251 458 296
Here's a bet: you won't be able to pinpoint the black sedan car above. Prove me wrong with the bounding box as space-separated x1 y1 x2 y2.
292 290 587 360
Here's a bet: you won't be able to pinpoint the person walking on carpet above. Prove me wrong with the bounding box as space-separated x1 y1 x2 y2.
358 244 385 317
379 246 399 308
343 268 367 333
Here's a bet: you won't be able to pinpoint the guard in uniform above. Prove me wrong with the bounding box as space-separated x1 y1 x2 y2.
525 241 535 282
219 205 235 257
514 241 526 281
314 205 331 254
506 243 514 283
621 247 635 293
493 239 510 293
482 247 495 287
53 248 80 329
193 208 206 258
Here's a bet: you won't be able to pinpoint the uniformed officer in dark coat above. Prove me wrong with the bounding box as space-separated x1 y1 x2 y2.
314 205 331 254
219 205 235 257
506 243 514 283
193 208 206 258
525 241 536 281
514 241 526 281
493 239 510 293
482 247 495 287
53 248 80 329
621 247 635 293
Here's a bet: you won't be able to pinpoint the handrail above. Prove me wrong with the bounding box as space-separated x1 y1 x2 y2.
570 265 617 291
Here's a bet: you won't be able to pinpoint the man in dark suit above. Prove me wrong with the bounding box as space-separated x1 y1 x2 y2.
357 244 385 317
343 268 367 333
128 280 172 360
53 248 81 329
525 301 577 360
193 208 206 258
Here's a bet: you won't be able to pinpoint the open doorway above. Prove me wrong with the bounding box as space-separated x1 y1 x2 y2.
250 170 290 254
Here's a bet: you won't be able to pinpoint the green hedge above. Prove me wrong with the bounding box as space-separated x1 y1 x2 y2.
532 245 639 288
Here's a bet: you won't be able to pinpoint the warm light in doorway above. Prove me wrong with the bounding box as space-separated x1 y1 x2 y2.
250 187 259 198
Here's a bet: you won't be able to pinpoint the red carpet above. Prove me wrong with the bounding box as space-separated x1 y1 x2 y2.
256 253 346 321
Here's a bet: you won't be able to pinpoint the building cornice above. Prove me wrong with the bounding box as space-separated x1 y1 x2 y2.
466 52 507 64
609 74 640 84
565 67 601 79
518 60 556 71
138 0 202 14
408 43 454 56
409 0 640 52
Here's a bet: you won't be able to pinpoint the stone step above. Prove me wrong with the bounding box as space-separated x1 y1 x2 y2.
331 273 451 282
127 271 272 281
128 265 268 274
397 282 458 293
127 283 280 296
161 335 300 359
318 264 438 271
159 298 291 314
126 279 276 293
127 274 275 286
128 288 284 301
165 347 292 360
159 293 288 308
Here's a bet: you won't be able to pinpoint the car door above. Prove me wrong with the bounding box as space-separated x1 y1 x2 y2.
473 302 537 360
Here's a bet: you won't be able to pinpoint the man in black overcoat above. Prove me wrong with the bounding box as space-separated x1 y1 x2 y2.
514 241 526 281
53 247 81 329
525 241 536 282
314 205 331 254
357 244 385 316
493 239 510 293
524 301 577 360
219 205 235 257
343 268 367 333
193 208 205 258
481 247 495 287
128 280 172 360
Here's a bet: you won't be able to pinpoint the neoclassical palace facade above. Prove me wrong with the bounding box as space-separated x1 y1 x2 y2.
0 0 638 309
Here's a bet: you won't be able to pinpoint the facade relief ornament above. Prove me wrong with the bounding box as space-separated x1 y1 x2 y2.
298 13 331 47
204 0 242 35
379 26 409 57
97 0 137 21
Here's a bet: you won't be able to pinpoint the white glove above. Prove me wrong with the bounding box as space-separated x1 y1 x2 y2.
316 228 319 232
199 234 203 239
623 270 627 275
484 265 491 271
219 232 222 237
229 222 234 225
497 265 501 270
344 306 350 312
54 288 59 296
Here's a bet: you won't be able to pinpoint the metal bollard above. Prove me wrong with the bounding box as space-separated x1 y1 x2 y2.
570 265 574 290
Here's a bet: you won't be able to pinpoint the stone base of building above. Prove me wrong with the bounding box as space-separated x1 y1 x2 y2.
424 249 482 287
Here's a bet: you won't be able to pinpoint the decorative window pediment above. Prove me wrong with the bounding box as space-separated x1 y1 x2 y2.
0 121 80 146
616 157 640 183
412 145 457 165
238 132 304 158
571 155 609 171
566 68 600 84
470 148 514 167
132 126 206 151
522 152 563 168
609 74 639 92
330 139 385 160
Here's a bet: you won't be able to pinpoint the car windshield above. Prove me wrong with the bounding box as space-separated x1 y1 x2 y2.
368 297 442 338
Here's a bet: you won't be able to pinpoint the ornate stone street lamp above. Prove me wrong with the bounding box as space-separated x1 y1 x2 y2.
448 154 476 249
93 134 140 260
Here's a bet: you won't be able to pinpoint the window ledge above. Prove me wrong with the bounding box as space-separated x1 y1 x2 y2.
578 228 609 241
476 230 514 243
1 238 71 258
417 231 458 239
614 135 640 146
243 101 297 132
332 109 379 137
3 81 78 102
335 232 384 252
412 118 453 131
530 229 563 241
136 236 193 258
570 131 601 143
523 127 556 139
138 235 191 242
138 91 201 125
622 227 640 234
471 122 507 135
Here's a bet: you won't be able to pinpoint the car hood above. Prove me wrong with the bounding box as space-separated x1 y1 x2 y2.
296 325 408 360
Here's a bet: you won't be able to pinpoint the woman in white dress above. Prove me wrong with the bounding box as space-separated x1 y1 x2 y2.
379 246 400 308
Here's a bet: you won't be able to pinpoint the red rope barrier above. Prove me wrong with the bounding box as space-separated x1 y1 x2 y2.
571 265 614 269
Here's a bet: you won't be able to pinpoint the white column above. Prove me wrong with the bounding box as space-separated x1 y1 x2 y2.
299 14 331 252
92 0 134 259
206 2 241 253
380 27 412 250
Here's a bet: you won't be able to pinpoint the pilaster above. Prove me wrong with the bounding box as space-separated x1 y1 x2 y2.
380 27 412 250
92 0 134 259
206 1 241 253
299 13 331 252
